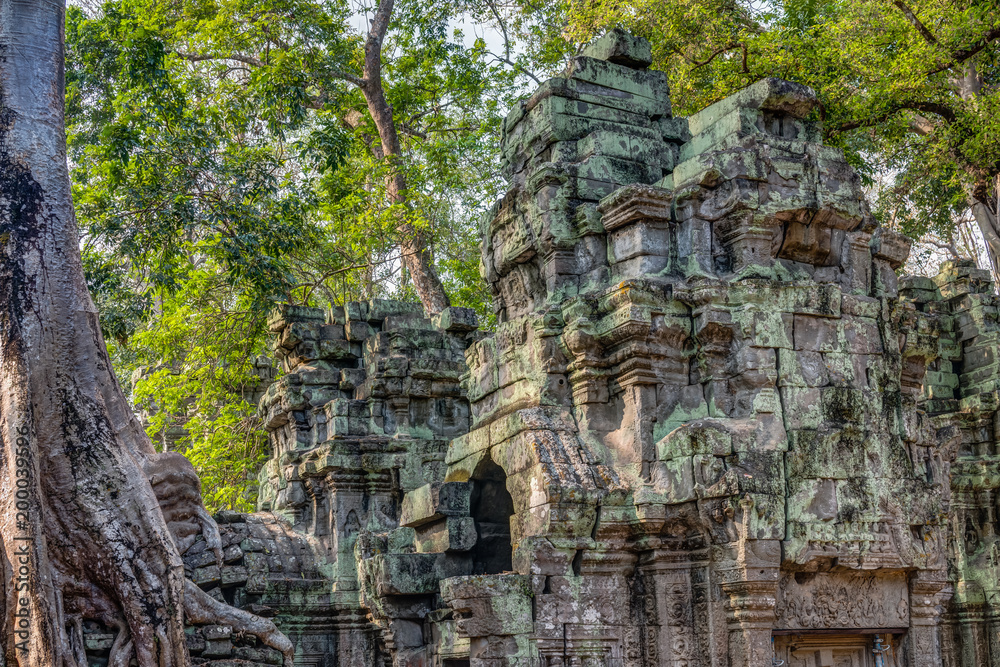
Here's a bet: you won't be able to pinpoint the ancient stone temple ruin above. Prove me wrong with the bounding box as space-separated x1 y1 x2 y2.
145 30 1000 667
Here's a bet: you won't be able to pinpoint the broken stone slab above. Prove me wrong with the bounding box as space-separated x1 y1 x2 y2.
201 624 234 657
507 79 670 146
86 633 116 652
439 573 531 602
369 553 474 595
367 299 424 323
872 228 912 269
267 304 325 332
399 482 472 527
597 183 672 232
345 319 375 341
221 565 249 586
192 564 221 587
581 28 653 69
233 646 285 665
388 526 416 553
564 56 670 107
414 516 477 553
578 128 674 171
433 306 479 332
686 77 818 138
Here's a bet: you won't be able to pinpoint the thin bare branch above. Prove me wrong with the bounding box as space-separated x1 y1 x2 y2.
892 0 941 47
491 52 541 85
399 123 427 140
176 50 264 68
690 42 749 74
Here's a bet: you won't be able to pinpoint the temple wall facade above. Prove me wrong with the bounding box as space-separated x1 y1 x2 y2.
102 30 1000 667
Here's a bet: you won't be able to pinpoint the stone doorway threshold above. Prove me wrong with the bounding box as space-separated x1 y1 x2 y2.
773 632 904 667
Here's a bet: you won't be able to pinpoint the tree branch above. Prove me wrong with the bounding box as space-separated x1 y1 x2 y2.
175 50 363 87
833 101 957 133
891 0 941 47
176 50 264 68
491 52 541 85
926 237 960 258
890 1 1000 76
399 123 427 140
928 26 1000 75
486 0 510 62
482 0 540 84
908 113 936 135
364 0 394 86
690 42 749 74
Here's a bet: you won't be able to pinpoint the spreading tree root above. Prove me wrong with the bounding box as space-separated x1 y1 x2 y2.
184 580 295 667
147 452 296 667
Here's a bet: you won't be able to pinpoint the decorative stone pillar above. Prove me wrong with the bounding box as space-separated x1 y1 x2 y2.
986 601 1000 667
639 549 698 667
334 608 384 667
618 361 658 480
908 574 952 667
719 537 780 667
326 469 368 599
721 580 778 667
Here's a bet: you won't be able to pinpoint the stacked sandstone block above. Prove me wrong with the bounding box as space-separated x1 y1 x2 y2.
112 29 1000 667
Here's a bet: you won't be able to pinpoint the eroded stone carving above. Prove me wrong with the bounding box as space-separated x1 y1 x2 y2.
88 28 1000 667
775 572 909 630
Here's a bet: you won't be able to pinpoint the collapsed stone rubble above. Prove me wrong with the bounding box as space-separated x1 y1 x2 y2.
86 29 1000 667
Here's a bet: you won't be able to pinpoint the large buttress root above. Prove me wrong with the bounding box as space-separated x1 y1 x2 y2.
148 452 296 666
146 452 224 563
184 580 295 667
107 624 133 667
0 0 192 663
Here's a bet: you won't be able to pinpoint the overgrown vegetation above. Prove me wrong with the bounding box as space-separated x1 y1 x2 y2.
66 0 532 509
67 0 1000 509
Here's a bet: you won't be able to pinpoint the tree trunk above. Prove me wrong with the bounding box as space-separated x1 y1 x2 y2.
0 1 190 663
0 2 293 666
969 176 1000 278
361 0 451 316
955 63 1000 277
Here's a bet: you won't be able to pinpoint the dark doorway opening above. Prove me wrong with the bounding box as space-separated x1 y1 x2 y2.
469 455 514 574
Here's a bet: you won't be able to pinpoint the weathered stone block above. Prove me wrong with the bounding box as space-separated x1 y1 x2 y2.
434 306 479 332
400 482 472 527
415 517 478 553
793 314 841 352
581 28 653 69
192 564 221 587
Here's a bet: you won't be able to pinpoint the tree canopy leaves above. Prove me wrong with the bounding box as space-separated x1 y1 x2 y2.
66 0 527 508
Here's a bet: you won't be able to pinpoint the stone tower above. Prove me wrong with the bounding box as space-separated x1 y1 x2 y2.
144 30 1000 667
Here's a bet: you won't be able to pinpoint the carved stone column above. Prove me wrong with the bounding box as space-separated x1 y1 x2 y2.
908 574 952 667
718 538 780 667
618 362 658 480
326 469 368 599
721 580 778 667
639 549 699 667
986 602 1000 667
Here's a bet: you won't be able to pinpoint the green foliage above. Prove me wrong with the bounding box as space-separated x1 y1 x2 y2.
66 0 527 508
128 267 272 511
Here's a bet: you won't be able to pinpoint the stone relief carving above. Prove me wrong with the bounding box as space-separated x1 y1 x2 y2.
775 573 909 629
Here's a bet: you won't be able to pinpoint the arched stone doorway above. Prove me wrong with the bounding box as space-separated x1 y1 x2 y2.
468 455 514 575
